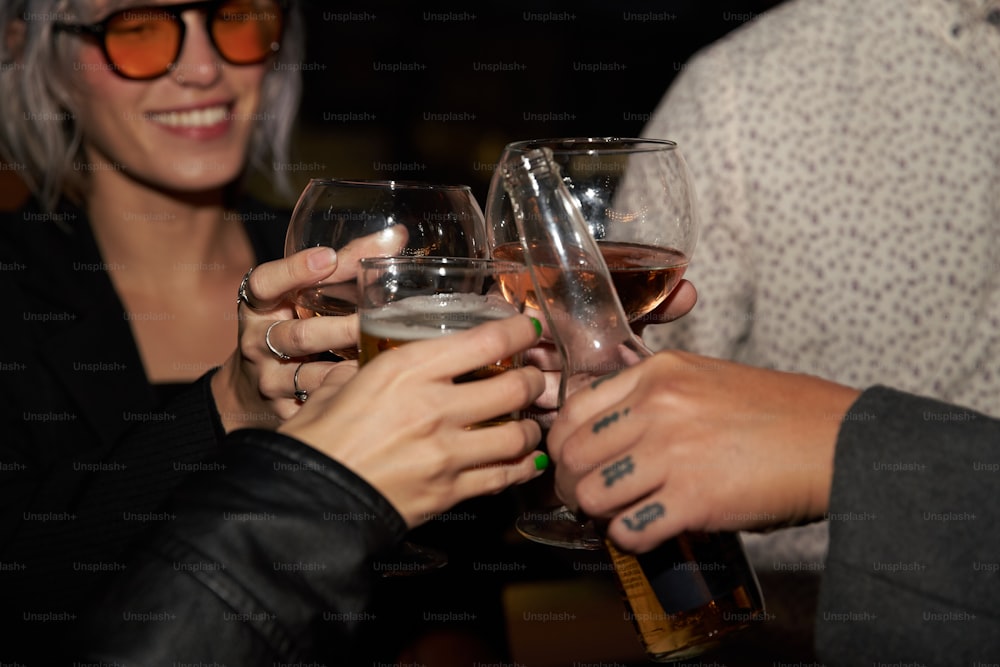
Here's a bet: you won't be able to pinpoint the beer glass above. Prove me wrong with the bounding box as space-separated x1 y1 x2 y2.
358 257 530 572
284 179 488 359
359 257 529 412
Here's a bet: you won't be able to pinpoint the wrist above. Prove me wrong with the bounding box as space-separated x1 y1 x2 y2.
806 381 863 521
209 359 240 433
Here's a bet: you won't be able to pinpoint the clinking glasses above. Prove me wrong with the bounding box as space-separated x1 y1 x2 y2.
54 0 285 81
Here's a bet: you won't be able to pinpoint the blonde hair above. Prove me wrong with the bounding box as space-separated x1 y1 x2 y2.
0 0 304 211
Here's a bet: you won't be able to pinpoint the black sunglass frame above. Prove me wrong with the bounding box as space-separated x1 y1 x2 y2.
53 0 287 81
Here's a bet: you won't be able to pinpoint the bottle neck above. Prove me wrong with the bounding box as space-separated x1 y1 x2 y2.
502 148 652 402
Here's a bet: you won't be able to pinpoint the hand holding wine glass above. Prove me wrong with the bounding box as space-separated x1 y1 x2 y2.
284 178 488 359
211 247 359 432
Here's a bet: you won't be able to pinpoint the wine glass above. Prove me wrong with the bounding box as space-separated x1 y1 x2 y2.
284 178 488 359
485 138 700 549
284 179 487 574
487 137 698 326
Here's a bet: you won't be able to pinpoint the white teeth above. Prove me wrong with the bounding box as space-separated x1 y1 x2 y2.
147 105 228 128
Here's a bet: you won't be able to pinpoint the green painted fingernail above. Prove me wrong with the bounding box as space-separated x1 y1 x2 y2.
529 317 543 337
534 453 550 471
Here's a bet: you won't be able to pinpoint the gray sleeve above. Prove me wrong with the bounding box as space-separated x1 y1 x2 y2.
817 386 1000 665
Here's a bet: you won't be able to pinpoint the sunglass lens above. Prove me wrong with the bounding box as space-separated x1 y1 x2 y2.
212 0 283 64
105 8 181 79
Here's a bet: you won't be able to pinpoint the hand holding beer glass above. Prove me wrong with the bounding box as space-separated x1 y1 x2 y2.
358 257 535 572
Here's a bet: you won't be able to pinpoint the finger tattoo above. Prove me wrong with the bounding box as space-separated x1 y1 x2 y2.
590 370 621 390
592 408 630 434
622 502 665 532
602 455 635 487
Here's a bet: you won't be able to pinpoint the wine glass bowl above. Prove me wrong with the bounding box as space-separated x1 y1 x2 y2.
487 137 698 325
284 178 488 359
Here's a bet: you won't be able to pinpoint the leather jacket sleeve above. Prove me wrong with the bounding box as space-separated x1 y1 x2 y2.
71 429 408 666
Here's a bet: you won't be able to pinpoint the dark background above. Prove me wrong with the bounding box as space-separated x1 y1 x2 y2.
283 1 786 205
0 2 787 208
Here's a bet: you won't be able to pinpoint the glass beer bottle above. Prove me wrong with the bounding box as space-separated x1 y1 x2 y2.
501 147 766 661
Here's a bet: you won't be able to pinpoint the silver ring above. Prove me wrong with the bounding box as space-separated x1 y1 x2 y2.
293 362 308 402
237 267 264 310
265 321 291 361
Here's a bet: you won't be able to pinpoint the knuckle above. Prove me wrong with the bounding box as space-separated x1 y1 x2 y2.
274 404 297 421
420 441 456 477
521 419 542 449
509 367 543 406
575 481 605 518
482 466 521 496
608 525 647 553
285 320 308 351
257 371 285 397
472 322 511 357
238 332 257 358
506 421 534 454
559 443 592 479
247 270 270 302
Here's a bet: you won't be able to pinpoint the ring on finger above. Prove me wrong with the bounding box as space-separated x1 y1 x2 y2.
265 321 292 361
293 362 309 402
237 266 264 310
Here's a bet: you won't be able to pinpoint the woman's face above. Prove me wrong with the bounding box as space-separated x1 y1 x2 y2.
70 1 269 193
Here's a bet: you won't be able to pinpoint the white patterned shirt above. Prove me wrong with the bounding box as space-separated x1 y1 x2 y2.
644 0 1000 417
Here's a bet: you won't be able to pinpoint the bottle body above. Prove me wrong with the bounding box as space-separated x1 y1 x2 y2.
606 532 765 662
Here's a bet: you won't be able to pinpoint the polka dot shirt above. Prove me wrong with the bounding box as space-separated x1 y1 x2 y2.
644 0 1000 419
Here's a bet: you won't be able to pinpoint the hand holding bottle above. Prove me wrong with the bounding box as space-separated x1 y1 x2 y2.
526 279 699 418
503 147 767 662
547 350 862 553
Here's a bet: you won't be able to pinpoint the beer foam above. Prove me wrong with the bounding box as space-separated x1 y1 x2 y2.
361 293 517 340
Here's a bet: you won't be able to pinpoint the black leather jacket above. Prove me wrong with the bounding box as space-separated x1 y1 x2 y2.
0 198 290 661
41 390 1000 666
72 429 407 666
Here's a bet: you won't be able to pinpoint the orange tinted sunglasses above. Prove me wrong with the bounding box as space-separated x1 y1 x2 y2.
55 0 285 80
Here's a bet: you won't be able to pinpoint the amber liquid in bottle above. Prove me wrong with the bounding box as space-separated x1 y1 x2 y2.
606 532 765 662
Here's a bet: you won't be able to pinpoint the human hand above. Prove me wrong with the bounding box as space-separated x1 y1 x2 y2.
278 315 548 529
528 279 699 423
630 278 699 335
546 350 861 552
211 247 357 432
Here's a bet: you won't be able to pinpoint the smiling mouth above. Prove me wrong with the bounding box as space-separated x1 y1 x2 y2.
146 104 230 128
